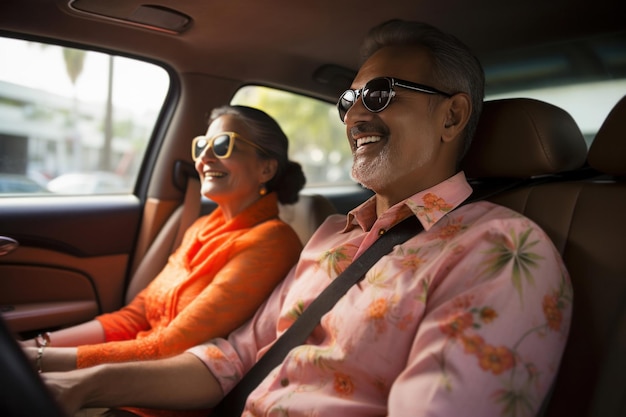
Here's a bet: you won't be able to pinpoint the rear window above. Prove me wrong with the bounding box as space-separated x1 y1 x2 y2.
0 37 169 195
486 80 626 147
482 32 626 146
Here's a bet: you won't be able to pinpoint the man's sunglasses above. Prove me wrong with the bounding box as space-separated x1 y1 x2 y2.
191 132 268 160
336 76 453 123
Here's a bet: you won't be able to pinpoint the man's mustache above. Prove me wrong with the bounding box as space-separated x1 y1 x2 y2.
349 123 389 140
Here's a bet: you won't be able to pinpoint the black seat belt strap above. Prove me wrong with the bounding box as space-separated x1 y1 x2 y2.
212 215 423 416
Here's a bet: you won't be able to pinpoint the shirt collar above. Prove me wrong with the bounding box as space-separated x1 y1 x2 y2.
343 171 473 233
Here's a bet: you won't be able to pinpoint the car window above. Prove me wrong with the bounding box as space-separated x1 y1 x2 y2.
485 80 626 147
483 33 626 146
0 37 169 195
231 87 352 188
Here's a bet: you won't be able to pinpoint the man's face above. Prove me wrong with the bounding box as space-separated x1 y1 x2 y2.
344 45 455 206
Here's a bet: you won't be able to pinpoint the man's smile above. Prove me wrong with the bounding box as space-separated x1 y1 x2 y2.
355 135 383 148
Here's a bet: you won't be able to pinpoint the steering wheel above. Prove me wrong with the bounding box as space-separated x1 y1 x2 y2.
0 316 66 417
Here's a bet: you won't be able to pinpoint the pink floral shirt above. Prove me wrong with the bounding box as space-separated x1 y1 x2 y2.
188 172 572 417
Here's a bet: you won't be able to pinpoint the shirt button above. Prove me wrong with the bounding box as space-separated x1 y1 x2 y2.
280 378 289 387
378 228 386 236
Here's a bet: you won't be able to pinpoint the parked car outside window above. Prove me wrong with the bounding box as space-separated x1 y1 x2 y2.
0 38 169 196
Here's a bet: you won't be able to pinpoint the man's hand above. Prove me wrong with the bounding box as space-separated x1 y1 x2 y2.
39 353 224 413
42 368 94 416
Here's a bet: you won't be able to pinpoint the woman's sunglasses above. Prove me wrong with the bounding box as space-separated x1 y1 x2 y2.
336 76 453 123
191 132 268 160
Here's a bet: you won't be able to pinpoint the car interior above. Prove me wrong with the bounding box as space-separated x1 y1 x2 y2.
0 0 625 416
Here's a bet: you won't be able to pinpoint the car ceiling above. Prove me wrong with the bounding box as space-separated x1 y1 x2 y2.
1 0 624 101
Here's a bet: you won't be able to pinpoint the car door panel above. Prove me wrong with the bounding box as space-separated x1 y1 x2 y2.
1 196 141 255
0 196 142 335
0 264 99 333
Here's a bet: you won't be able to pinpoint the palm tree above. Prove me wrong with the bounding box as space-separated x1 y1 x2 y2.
62 48 85 171
62 47 114 171
62 48 85 86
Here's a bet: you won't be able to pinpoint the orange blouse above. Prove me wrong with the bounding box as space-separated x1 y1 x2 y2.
76 192 302 369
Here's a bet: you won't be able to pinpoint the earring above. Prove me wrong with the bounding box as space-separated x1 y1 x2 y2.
259 184 268 196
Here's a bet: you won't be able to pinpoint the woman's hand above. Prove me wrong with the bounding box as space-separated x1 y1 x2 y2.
20 346 38 372
21 345 79 373
18 338 37 348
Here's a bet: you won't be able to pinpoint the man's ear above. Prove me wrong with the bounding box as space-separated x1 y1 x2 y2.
441 93 472 143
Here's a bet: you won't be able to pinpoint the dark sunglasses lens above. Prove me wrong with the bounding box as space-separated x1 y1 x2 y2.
194 137 207 159
338 90 356 121
362 78 392 112
212 134 231 157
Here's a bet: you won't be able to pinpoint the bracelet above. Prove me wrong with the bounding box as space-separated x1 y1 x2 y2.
35 332 52 348
36 345 46 373
34 332 51 373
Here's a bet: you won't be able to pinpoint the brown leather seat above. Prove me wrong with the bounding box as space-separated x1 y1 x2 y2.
278 194 337 246
463 97 588 179
578 95 626 417
462 96 626 417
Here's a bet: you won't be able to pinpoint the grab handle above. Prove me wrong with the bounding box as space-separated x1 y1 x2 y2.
0 236 19 256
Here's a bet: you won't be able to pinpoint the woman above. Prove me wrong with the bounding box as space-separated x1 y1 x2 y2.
22 105 306 417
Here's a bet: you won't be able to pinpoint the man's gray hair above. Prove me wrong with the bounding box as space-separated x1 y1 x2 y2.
360 20 485 161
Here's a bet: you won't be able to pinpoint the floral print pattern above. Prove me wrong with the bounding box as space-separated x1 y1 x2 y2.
436 272 571 416
318 244 356 278
189 172 572 417
479 227 545 304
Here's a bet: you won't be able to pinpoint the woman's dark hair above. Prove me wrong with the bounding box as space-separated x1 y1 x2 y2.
360 19 485 162
208 105 306 204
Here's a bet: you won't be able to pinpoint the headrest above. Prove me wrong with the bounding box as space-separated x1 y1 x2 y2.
278 194 336 245
461 98 588 179
587 95 626 176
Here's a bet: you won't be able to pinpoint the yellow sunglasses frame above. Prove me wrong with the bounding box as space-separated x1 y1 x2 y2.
191 131 268 160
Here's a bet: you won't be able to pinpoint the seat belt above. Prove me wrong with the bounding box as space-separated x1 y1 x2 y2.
125 175 200 303
212 215 423 416
174 175 201 249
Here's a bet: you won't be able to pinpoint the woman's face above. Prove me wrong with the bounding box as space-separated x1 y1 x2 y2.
194 114 277 219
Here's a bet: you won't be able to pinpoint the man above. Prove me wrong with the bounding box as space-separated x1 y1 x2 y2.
44 20 572 416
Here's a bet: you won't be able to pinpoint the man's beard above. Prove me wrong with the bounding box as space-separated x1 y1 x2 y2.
351 140 433 194
350 144 393 192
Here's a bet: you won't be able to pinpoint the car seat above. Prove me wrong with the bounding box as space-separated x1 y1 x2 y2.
462 96 626 417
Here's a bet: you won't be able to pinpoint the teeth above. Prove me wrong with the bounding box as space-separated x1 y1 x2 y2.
204 171 226 179
356 136 381 148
